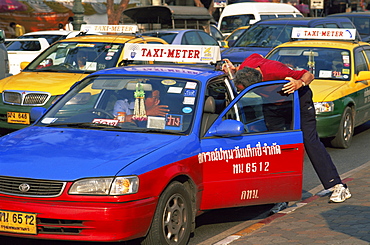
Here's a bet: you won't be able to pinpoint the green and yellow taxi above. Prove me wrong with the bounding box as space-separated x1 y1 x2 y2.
0 25 168 133
266 28 370 148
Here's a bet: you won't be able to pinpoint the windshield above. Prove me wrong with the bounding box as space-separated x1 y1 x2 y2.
268 47 351 81
24 42 124 73
220 15 253 34
36 75 198 134
18 34 66 44
6 40 42 51
234 25 293 48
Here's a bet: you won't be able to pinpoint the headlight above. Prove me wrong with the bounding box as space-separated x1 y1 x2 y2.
314 102 334 114
69 176 139 195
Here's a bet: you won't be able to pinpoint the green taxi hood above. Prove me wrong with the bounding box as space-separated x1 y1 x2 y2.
310 79 347 103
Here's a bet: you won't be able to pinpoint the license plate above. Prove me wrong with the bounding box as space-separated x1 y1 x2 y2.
7 112 30 124
0 210 37 234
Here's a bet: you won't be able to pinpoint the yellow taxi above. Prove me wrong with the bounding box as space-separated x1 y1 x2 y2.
223 26 250 48
266 28 370 148
0 25 168 133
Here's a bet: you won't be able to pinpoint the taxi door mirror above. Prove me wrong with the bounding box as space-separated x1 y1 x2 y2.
355 71 370 82
30 107 47 121
207 119 244 137
20 61 30 70
0 30 4 43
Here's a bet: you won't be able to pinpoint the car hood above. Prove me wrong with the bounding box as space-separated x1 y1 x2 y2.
221 47 272 64
0 72 88 95
310 79 347 102
0 127 181 181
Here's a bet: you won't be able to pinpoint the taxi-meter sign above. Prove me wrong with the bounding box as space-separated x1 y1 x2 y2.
80 24 138 33
291 28 356 40
122 44 221 64
311 0 324 9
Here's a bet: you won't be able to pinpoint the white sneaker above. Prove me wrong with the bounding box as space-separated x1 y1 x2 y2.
269 202 288 215
329 184 351 203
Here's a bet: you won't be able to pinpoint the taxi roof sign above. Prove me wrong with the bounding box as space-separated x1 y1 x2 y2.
80 24 138 33
291 28 356 40
123 44 221 64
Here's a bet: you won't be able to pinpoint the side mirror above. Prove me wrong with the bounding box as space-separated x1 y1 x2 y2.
218 40 228 48
0 30 5 43
355 71 370 82
30 107 47 121
20 61 30 70
207 119 244 137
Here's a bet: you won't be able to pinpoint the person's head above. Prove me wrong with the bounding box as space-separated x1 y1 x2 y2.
234 67 262 91
9 22 16 28
68 17 74 22
145 90 160 108
77 50 88 67
58 23 64 29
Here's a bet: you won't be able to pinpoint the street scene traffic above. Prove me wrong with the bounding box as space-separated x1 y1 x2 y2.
0 0 370 244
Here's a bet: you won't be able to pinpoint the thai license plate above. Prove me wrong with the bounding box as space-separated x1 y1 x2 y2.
7 112 30 124
0 210 37 234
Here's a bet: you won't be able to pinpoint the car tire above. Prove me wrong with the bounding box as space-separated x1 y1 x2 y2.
330 106 353 149
142 181 192 245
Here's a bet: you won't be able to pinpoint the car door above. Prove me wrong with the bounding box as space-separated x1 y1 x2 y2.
199 81 304 210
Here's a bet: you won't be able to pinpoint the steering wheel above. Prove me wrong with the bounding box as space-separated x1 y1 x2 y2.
58 63 76 70
88 108 114 119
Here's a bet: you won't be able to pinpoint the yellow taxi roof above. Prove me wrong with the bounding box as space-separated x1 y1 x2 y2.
274 40 370 49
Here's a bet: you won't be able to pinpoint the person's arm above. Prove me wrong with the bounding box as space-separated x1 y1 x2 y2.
282 71 314 94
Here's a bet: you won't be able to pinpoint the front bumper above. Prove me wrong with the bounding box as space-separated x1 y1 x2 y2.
315 113 342 138
0 195 157 242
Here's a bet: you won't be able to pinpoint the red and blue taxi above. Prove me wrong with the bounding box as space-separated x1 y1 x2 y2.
266 28 370 148
0 45 304 244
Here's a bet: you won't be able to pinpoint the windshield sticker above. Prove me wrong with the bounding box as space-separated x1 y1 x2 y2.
168 87 183 93
41 118 58 124
185 82 197 89
107 52 115 56
343 56 350 63
161 79 176 85
165 114 182 130
319 70 332 78
76 44 95 47
183 97 195 105
147 116 166 129
182 107 192 113
92 119 119 126
105 56 113 60
184 89 196 97
342 69 350 74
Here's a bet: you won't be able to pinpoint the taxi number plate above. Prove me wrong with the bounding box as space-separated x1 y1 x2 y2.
7 112 30 124
0 210 37 234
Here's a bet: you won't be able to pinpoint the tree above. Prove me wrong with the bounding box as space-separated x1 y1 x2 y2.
106 0 130 25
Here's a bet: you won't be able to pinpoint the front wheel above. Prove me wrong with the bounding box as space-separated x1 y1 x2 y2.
331 106 354 149
142 181 192 245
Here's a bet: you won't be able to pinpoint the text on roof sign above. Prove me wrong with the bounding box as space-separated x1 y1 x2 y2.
291 28 356 40
123 44 221 64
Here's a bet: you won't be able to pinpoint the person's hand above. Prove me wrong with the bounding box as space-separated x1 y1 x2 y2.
282 77 303 94
146 105 170 117
222 59 237 78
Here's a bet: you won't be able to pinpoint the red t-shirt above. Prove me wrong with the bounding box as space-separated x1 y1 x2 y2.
239 53 307 81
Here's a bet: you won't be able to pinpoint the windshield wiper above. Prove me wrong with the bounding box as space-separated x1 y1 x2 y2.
45 122 121 129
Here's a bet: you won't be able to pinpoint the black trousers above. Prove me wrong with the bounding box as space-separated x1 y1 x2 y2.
299 86 342 189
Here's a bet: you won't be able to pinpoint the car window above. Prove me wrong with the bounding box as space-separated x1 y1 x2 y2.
235 25 292 48
6 40 41 51
143 32 177 44
222 84 294 133
19 34 66 44
210 26 224 41
198 31 219 46
182 31 203 45
324 23 339 28
354 47 369 74
352 17 370 36
226 28 248 42
268 47 352 81
220 15 253 34
260 15 277 20
25 42 124 73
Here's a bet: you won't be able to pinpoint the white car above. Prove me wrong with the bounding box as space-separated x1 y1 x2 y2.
19 30 102 45
5 38 50 75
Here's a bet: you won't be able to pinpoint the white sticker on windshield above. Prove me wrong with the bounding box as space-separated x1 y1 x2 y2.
319 70 332 78
183 97 195 105
41 118 58 124
168 87 183 93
